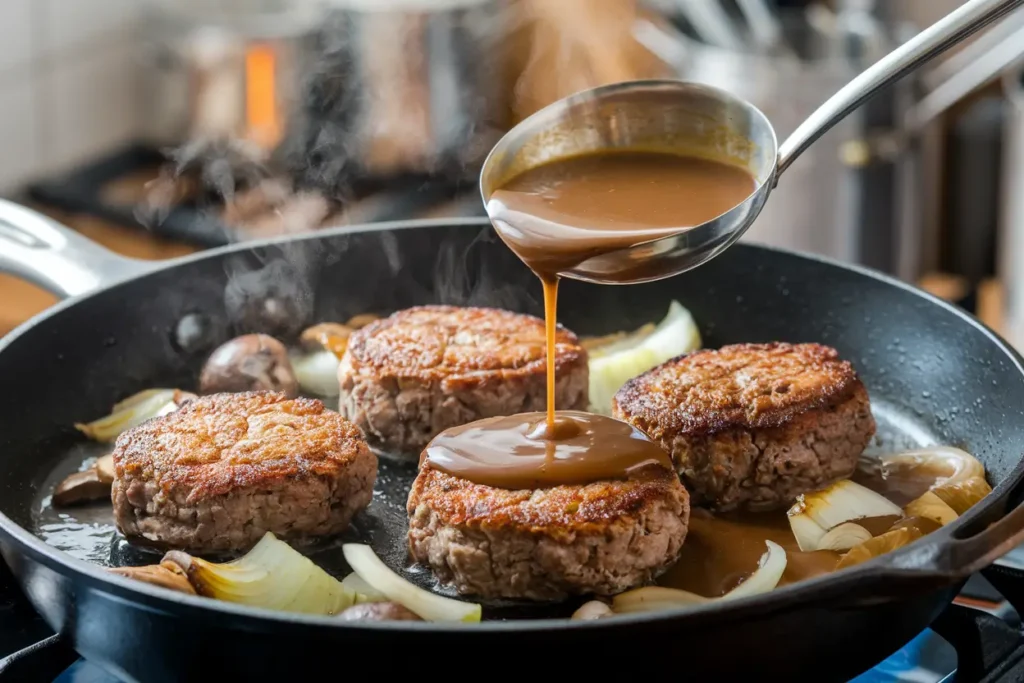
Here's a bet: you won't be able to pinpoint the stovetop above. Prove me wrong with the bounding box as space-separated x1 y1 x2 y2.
6 555 1024 682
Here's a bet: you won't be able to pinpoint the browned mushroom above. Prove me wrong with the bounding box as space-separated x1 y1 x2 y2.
52 454 117 507
109 561 197 596
199 334 298 397
336 602 423 622
298 323 354 358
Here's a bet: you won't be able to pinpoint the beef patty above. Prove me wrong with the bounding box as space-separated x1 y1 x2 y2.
613 342 875 511
337 305 589 455
111 392 377 553
406 464 689 600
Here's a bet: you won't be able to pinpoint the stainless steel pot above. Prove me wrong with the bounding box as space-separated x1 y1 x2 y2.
307 0 510 179
138 0 323 151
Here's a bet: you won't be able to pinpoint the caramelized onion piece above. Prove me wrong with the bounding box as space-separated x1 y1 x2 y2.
881 446 991 514
787 480 902 551
110 561 197 595
905 491 959 526
162 532 355 615
836 526 924 571
817 522 872 551
934 476 992 515
612 586 710 614
613 541 786 614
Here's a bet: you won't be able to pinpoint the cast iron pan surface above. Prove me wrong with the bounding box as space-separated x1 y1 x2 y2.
1 218 1024 681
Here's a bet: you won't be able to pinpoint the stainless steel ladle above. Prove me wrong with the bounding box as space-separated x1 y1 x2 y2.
480 0 1024 285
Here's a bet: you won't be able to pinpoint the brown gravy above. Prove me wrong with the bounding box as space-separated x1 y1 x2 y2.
487 151 757 280
659 463 944 597
422 411 673 490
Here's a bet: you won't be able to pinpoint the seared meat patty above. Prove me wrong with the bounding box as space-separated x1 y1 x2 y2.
111 392 376 553
337 305 589 455
613 342 875 511
406 464 689 600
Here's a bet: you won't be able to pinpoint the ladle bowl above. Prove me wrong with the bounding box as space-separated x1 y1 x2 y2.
480 0 1024 285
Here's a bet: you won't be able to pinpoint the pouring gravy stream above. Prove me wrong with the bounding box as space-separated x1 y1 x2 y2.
427 150 756 485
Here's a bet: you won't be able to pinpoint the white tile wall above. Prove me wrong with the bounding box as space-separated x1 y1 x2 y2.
0 0 144 192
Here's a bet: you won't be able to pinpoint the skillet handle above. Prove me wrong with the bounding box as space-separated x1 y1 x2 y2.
947 499 1024 577
0 199 152 299
881 493 1024 580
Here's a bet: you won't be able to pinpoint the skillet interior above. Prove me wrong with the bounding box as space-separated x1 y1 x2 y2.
2 220 1024 621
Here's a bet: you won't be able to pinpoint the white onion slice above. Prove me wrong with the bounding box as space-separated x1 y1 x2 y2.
787 480 902 551
611 586 710 614
75 389 195 442
788 513 829 552
290 350 341 397
817 522 872 551
720 540 787 601
342 544 481 623
341 572 388 603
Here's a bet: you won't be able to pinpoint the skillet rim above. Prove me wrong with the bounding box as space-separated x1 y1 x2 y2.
0 216 1022 633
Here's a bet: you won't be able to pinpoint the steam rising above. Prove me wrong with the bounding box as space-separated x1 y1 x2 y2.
140 0 663 337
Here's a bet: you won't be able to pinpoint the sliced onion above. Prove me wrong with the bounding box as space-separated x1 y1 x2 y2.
880 446 984 485
817 522 872 551
612 541 786 615
720 540 788 601
341 572 388 603
934 476 992 515
904 491 958 526
788 513 829 552
571 600 614 620
342 544 481 623
76 389 196 442
163 532 355 616
787 480 902 551
836 526 924 571
290 349 342 397
611 586 710 614
881 447 990 515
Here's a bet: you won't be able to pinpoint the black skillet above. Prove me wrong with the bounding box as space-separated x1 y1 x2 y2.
1 201 1024 682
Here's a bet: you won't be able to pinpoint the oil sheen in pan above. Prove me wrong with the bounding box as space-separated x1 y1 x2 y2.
29 395 940 617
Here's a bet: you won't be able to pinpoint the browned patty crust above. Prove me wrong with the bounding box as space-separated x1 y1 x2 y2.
613 343 876 511
338 305 589 454
407 464 690 600
112 392 377 553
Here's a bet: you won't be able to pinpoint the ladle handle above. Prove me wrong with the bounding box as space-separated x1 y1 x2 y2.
776 0 1024 178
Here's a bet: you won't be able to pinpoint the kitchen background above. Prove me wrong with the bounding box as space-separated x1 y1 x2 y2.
0 0 1021 341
